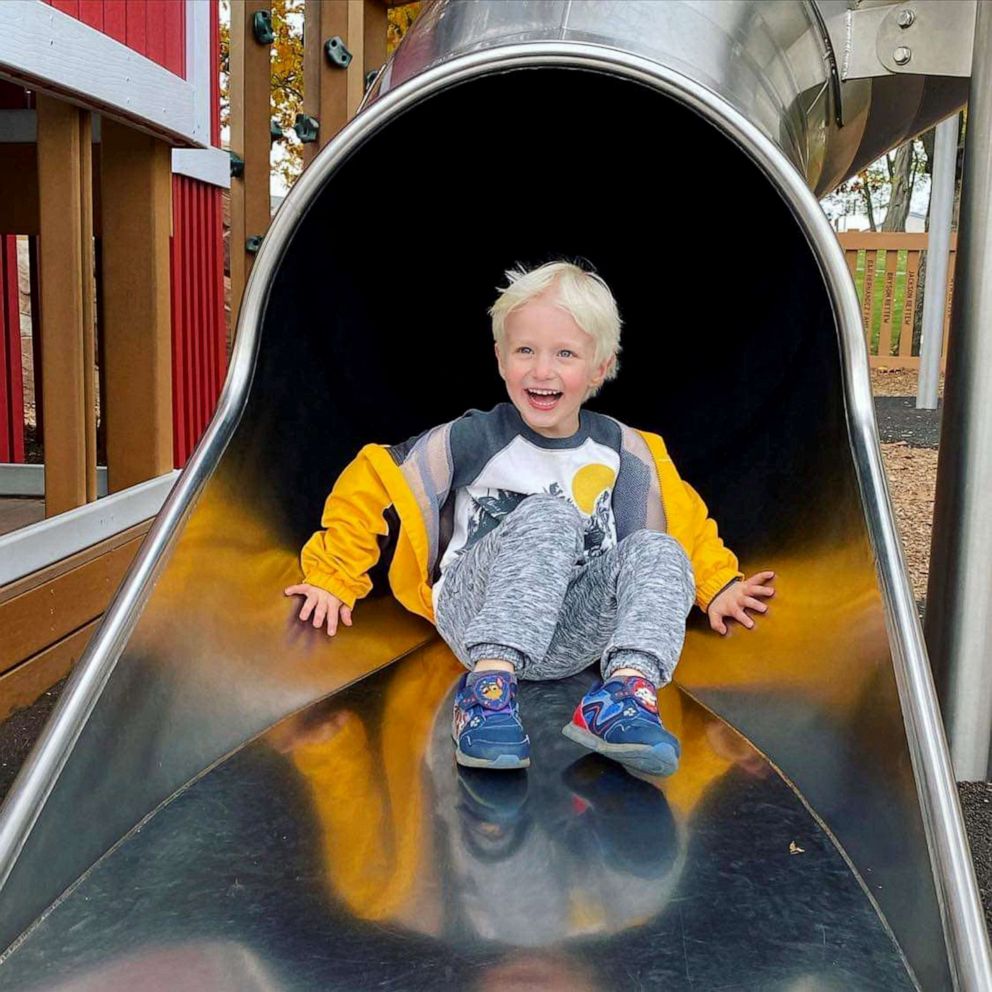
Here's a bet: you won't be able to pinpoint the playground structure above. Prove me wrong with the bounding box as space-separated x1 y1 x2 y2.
2 0 992 989
0 0 227 717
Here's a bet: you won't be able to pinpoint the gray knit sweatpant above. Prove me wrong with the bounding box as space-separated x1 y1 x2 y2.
434 494 695 686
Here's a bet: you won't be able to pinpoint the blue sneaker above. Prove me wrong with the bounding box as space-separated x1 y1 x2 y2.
562 676 680 776
452 671 531 770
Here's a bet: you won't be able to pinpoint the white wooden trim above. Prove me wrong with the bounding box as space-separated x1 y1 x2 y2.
185 0 213 143
0 463 108 498
0 1 205 147
0 470 178 585
0 109 228 187
171 147 231 189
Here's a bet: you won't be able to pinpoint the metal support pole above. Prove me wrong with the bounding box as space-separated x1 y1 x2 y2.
917 115 958 410
924 1 992 781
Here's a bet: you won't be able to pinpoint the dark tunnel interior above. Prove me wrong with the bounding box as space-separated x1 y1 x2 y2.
232 67 855 576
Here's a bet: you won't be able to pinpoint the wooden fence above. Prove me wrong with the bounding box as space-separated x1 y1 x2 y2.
838 231 956 370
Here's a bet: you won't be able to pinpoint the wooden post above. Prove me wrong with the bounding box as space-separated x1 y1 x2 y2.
35 95 96 517
302 0 387 168
229 0 273 330
80 128 97 501
99 118 173 493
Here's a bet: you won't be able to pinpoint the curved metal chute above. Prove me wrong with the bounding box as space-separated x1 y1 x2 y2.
0 2 986 989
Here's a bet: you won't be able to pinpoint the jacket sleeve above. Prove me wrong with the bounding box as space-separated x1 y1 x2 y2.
678 477 744 612
300 446 393 608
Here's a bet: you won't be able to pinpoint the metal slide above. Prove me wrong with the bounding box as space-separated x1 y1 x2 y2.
0 2 989 988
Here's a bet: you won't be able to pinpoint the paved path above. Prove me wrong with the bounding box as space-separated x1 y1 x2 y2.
875 396 941 448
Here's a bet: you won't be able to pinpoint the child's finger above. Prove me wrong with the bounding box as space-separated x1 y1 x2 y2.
734 608 755 629
326 612 338 636
313 599 327 628
743 596 767 613
299 592 317 622
752 570 776 581
341 606 353 626
284 584 304 596
748 584 775 597
709 612 727 635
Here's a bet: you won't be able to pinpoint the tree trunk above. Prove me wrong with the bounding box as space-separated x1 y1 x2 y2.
861 173 878 232
913 129 936 352
881 141 914 231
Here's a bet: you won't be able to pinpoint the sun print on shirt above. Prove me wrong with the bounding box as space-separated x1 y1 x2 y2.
460 459 619 563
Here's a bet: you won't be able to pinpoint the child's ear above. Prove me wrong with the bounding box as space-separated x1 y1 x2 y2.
591 354 615 387
494 341 506 381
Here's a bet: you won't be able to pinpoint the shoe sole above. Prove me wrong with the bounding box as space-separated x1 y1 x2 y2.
455 749 530 770
561 723 679 777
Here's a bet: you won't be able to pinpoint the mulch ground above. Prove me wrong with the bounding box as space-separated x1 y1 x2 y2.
0 681 65 799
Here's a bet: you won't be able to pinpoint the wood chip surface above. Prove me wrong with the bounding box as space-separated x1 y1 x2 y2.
880 443 937 600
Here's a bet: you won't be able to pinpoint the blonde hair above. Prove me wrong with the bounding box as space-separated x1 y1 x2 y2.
489 261 622 392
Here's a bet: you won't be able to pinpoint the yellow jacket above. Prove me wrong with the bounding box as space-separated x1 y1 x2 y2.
301 420 741 620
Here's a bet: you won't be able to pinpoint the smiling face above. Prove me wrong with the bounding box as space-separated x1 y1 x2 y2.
496 290 614 438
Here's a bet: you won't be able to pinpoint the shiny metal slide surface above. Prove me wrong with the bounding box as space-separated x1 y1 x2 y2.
0 2 987 989
0 657 916 992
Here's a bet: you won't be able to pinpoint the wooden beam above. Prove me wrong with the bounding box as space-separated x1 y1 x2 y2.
35 95 97 517
80 119 97 502
0 143 103 237
0 520 151 605
0 520 150 715
364 0 389 82
229 0 273 330
302 0 385 168
99 118 173 493
0 619 98 722
0 531 147 671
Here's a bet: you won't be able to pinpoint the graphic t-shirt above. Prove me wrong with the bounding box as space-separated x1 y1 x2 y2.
432 404 623 607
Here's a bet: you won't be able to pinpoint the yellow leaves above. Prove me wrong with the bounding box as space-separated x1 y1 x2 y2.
387 3 424 55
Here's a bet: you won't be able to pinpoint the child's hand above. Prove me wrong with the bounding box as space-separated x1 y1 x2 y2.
707 571 775 635
284 583 353 636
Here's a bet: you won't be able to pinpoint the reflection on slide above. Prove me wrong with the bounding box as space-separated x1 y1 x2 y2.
0 648 913 991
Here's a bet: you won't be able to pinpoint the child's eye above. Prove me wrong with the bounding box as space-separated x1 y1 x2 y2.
516 347 533 355
559 350 576 358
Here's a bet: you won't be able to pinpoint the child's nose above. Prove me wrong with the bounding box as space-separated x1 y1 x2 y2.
535 355 555 378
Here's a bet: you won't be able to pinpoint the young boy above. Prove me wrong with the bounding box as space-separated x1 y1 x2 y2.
285 262 775 776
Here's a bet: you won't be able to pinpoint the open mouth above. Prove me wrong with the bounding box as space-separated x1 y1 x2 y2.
525 388 563 411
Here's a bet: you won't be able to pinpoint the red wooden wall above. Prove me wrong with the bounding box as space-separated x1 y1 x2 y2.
169 0 226 468
0 83 28 462
170 176 226 467
0 237 26 463
11 2 227 471
44 0 186 77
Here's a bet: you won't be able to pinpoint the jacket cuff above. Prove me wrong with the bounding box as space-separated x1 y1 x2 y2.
301 568 361 609
696 568 744 613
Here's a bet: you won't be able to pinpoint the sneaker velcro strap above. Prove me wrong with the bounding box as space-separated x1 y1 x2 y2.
611 677 658 713
461 673 514 711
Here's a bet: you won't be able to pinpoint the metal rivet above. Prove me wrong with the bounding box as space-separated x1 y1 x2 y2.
896 9 916 28
893 46 913 65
